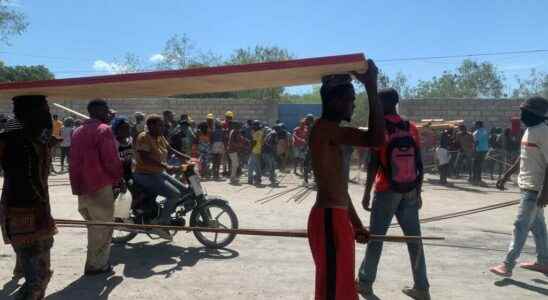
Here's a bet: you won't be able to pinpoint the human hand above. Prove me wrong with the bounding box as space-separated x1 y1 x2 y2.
166 165 180 174
119 180 128 194
537 191 548 207
362 192 372 212
417 190 423 210
355 228 370 244
352 59 378 87
496 177 507 190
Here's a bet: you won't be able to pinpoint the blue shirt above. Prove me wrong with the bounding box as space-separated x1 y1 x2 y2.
473 128 489 152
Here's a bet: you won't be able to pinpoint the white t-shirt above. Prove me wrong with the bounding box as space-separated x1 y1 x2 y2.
518 123 548 191
60 126 73 147
436 147 450 166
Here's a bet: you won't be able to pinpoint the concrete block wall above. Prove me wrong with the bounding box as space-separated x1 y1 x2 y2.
0 97 524 130
0 98 279 125
399 98 522 129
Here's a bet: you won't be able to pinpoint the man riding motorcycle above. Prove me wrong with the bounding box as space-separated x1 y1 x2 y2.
132 114 191 239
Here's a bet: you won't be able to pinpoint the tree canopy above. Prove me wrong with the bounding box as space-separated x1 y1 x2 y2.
0 61 54 82
0 0 27 45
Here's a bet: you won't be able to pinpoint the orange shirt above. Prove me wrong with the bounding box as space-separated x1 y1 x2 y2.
52 120 63 138
374 114 421 193
134 132 169 174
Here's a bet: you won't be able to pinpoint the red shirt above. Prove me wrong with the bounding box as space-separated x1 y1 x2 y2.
374 114 421 193
292 126 308 147
69 119 123 196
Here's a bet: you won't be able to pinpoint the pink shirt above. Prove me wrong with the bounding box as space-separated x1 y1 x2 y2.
69 119 123 196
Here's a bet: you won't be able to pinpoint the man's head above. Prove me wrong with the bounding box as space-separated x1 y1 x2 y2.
87 99 110 123
134 112 145 123
163 110 174 122
474 121 484 129
378 88 399 115
252 120 261 131
64 117 74 127
320 74 355 122
12 95 52 139
112 116 130 139
305 114 315 126
145 114 164 137
520 96 548 128
53 114 58 121
225 111 234 122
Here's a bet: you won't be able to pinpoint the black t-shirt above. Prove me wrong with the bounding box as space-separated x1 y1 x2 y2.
117 139 134 180
0 130 50 208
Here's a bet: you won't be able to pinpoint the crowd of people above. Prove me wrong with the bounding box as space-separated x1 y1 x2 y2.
433 122 521 186
47 108 324 188
1 60 548 300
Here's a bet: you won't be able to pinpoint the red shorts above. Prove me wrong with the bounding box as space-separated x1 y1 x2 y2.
307 207 357 300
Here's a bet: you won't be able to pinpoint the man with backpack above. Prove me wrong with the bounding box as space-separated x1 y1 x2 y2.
358 88 430 300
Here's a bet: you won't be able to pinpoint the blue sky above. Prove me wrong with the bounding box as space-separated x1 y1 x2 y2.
2 0 548 94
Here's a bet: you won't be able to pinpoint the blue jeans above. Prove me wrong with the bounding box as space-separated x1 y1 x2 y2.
358 190 430 290
262 152 277 183
504 190 548 269
248 153 262 183
133 172 188 222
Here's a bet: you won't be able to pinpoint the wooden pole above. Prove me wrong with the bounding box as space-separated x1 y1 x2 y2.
54 219 444 242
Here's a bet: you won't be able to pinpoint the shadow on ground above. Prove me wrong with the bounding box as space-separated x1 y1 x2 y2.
45 242 238 299
46 274 123 300
111 241 239 279
495 278 548 296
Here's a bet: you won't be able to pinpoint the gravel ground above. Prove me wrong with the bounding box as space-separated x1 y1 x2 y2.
0 171 547 300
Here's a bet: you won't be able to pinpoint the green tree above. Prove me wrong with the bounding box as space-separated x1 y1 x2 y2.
280 86 321 104
512 69 548 99
377 70 413 98
155 34 222 70
155 34 194 70
415 59 504 98
0 61 54 82
0 0 27 45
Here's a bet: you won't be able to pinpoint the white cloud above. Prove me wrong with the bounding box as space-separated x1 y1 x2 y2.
93 60 123 74
149 54 165 63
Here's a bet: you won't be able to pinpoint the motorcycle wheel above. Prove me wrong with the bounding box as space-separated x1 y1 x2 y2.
111 218 138 244
190 201 238 249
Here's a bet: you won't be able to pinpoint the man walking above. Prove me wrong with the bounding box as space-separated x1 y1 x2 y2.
358 88 430 300
248 120 264 185
472 121 489 186
307 59 384 300
491 96 548 277
70 99 123 275
0 95 57 299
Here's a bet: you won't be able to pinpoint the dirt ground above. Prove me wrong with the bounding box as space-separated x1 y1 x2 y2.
1 170 547 300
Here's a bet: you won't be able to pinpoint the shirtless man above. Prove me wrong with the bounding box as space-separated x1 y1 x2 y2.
307 59 385 300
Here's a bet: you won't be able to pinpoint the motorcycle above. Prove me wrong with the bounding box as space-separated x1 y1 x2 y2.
111 163 239 249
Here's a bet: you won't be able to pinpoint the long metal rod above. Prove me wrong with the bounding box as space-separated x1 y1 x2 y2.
53 103 90 119
54 218 444 242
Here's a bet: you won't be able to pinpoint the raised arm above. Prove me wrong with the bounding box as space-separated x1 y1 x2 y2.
352 59 385 147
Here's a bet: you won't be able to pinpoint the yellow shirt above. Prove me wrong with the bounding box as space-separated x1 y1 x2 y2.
252 130 263 154
134 132 169 174
52 120 63 138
